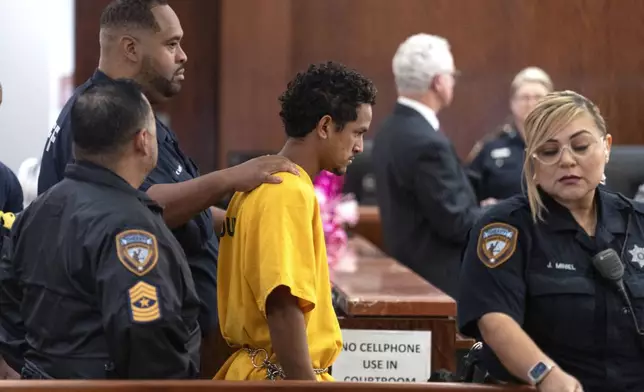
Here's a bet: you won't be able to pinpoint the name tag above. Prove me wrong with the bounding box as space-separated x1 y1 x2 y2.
490 147 511 159
547 262 577 271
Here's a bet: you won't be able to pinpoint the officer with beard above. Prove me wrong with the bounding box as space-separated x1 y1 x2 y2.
36 0 298 375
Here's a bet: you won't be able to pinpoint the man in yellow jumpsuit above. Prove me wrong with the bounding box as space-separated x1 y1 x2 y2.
215 61 377 381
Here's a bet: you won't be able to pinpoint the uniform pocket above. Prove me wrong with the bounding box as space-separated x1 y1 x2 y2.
526 274 596 348
624 277 644 329
528 274 595 296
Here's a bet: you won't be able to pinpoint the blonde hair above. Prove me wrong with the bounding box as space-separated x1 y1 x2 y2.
522 90 607 222
511 67 553 96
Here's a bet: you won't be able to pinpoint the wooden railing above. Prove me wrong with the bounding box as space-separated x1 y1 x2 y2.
0 380 535 392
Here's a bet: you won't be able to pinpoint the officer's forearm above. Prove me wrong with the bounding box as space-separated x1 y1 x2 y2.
478 312 556 383
266 286 316 381
147 169 236 229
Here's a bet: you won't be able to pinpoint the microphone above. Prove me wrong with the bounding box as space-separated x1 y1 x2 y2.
592 249 627 292
592 249 644 336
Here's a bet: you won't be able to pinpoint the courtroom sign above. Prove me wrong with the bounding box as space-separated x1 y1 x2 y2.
331 329 432 383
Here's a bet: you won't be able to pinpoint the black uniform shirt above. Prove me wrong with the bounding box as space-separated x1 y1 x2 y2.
37 70 218 334
0 161 201 379
468 127 525 201
458 188 644 392
0 161 23 213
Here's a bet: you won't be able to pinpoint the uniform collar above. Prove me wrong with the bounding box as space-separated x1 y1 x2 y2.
91 69 112 83
396 97 440 131
154 116 173 143
540 187 628 234
64 161 162 213
500 123 526 148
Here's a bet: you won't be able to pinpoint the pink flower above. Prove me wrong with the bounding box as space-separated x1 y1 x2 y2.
313 171 359 269
333 196 358 227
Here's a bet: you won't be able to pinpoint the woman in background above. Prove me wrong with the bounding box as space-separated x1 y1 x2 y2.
467 67 553 201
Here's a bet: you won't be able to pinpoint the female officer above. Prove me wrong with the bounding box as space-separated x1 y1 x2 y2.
458 91 644 392
467 67 553 201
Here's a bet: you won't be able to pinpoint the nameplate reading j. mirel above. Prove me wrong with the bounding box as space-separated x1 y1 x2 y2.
331 329 432 383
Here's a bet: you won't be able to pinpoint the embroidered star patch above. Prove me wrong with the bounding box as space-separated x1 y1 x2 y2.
115 229 158 276
628 245 644 268
476 222 518 268
128 281 161 323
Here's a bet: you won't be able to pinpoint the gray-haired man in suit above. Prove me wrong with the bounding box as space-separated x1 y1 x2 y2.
372 34 494 297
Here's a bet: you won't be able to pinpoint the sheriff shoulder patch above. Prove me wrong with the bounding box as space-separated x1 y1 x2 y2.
128 281 161 323
476 222 518 268
115 229 158 276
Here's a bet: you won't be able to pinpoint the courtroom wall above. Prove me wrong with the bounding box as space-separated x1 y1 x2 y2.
75 0 644 172
218 0 644 167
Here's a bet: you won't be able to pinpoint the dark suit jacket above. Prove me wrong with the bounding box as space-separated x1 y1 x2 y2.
372 103 482 297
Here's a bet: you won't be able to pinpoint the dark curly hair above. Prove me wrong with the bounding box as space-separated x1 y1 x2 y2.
100 0 168 32
279 61 377 138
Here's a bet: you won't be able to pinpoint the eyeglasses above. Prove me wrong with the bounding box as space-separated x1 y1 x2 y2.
532 136 605 165
513 94 545 104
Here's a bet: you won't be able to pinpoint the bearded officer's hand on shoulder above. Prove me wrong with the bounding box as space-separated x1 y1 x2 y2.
229 155 300 193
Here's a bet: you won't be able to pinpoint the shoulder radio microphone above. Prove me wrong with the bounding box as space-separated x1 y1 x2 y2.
592 248 644 336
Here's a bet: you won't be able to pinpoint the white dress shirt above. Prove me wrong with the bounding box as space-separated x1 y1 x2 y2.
397 96 440 131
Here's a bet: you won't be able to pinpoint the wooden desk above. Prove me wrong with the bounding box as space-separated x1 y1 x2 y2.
331 238 457 382
346 235 384 258
351 210 476 354
455 333 476 351
352 206 383 250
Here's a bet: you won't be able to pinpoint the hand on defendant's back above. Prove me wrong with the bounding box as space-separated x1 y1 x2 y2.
230 155 300 192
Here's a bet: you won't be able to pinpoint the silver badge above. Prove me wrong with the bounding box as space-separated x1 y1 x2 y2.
490 147 511 159
628 245 644 268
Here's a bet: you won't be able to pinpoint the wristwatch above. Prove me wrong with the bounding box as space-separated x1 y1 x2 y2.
527 361 555 385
